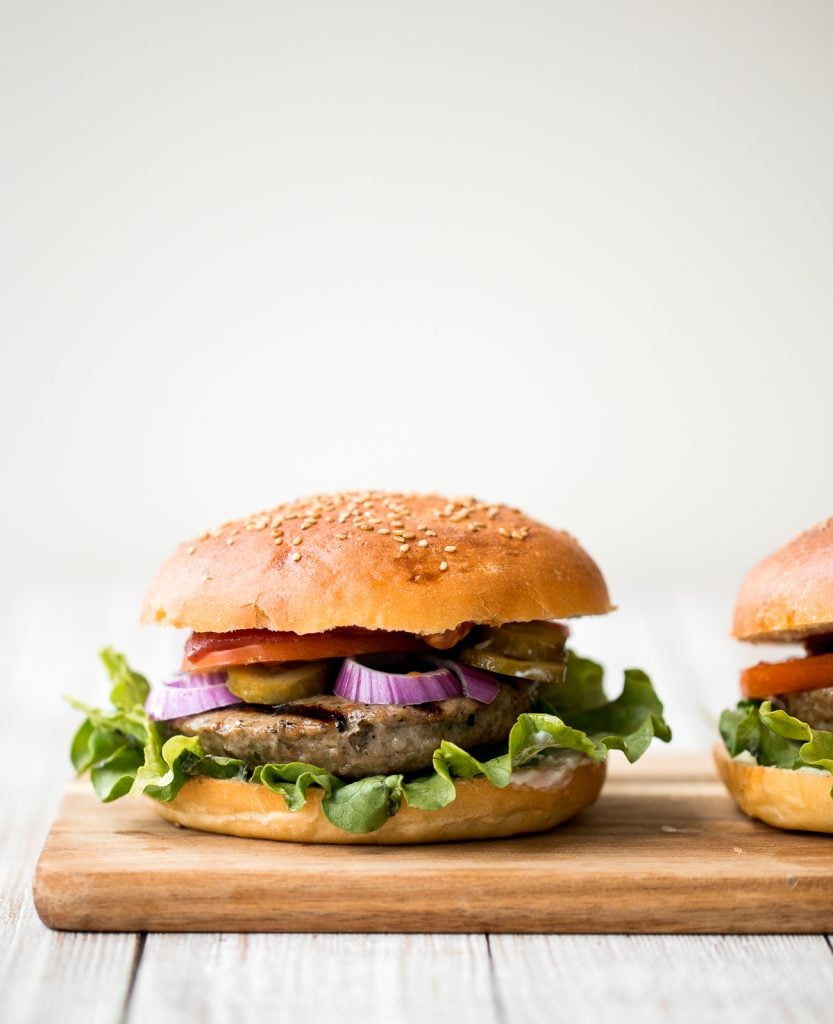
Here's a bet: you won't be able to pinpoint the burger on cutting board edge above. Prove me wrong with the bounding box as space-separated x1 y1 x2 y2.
69 491 671 845
716 517 833 833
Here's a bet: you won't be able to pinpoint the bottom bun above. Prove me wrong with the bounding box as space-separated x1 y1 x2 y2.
713 743 833 834
150 756 607 845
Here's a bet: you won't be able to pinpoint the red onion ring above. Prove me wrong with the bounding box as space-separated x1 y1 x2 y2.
426 657 501 704
333 658 499 706
145 671 240 721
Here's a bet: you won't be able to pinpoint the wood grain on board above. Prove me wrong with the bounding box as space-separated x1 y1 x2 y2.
33 756 833 934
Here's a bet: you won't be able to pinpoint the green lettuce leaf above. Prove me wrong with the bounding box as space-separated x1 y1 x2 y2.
196 755 249 781
68 649 199 803
253 762 339 810
567 669 673 763
100 647 150 711
133 734 204 800
91 745 145 802
323 775 405 833
400 753 456 810
71 720 127 774
759 701 833 780
719 699 833 796
540 651 608 715
70 648 671 835
253 762 408 832
800 731 833 778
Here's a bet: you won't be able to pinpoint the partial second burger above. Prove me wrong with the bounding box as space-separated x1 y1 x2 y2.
716 517 833 833
70 491 670 844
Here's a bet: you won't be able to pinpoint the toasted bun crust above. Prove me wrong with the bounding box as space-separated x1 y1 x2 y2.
713 743 833 834
150 758 606 844
141 492 613 635
732 518 833 642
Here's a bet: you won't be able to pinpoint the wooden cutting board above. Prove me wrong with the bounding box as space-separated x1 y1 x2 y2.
33 755 833 933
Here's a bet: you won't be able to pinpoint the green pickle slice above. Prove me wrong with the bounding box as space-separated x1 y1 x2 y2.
225 661 328 704
457 648 566 683
457 621 567 683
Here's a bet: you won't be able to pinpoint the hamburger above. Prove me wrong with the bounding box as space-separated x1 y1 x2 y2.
70 491 670 844
716 518 833 833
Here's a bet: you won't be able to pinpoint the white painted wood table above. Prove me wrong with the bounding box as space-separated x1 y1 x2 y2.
2 583 832 1023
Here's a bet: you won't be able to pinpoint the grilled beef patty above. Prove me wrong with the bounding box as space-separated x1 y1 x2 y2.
782 685 833 733
170 681 533 778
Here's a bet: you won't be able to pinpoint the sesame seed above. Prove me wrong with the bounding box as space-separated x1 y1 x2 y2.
401 532 416 540
274 537 283 545
418 539 429 547
498 527 509 536
439 561 448 571
358 523 373 531
186 545 196 555
399 543 410 553
444 545 457 553
291 552 302 562
226 537 235 545
378 528 391 535
424 529 437 537
292 537 303 546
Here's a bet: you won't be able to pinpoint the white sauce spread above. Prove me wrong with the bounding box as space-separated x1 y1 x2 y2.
732 750 828 775
509 750 587 790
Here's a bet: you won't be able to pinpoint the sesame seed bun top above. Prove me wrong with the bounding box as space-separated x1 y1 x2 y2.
141 491 613 635
732 517 833 642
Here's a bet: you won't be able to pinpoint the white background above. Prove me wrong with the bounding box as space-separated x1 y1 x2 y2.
2 2 832 733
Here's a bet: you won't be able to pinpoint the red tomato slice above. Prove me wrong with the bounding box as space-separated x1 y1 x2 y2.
183 627 427 670
740 652 833 699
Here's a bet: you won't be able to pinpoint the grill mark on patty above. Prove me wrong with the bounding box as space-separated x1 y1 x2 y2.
273 701 348 728
413 701 445 716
